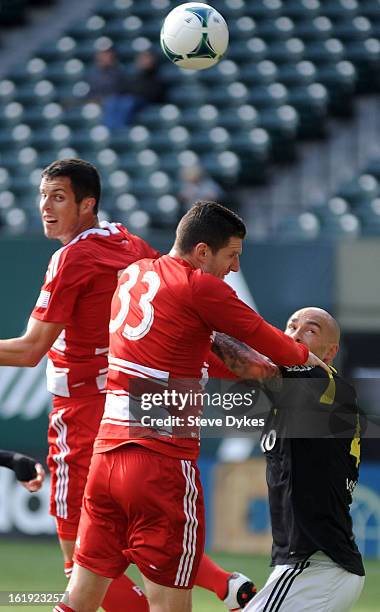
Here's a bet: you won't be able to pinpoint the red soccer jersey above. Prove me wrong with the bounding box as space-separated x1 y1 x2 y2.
95 255 309 460
32 222 159 398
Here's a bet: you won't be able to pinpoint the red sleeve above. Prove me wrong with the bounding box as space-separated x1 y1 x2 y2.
31 250 92 324
191 272 309 366
130 233 161 260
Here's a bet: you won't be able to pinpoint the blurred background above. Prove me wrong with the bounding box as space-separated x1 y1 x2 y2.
0 0 380 609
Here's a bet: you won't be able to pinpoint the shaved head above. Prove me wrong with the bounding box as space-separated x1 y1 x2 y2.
285 307 340 364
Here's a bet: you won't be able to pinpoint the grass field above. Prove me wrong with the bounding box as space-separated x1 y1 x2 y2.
0 540 378 611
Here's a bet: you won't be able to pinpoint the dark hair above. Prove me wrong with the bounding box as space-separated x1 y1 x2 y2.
175 201 246 254
41 158 101 214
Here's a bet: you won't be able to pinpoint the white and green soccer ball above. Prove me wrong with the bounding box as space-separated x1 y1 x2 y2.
160 2 229 71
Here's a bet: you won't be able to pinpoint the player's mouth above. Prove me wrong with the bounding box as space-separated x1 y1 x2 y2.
43 218 58 224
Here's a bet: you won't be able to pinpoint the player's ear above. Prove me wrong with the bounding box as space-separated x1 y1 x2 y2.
80 197 97 215
325 343 339 364
193 242 210 263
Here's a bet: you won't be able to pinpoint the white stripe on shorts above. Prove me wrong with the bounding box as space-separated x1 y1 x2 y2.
51 409 70 519
263 561 310 612
175 460 199 588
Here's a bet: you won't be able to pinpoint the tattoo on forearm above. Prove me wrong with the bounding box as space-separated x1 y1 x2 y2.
212 333 259 377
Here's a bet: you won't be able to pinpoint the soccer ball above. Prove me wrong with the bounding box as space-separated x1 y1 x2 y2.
160 3 229 71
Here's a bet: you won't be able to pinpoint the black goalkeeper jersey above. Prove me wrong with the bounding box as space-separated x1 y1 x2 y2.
261 365 365 576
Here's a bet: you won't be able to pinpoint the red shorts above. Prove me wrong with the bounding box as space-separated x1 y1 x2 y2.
74 445 205 589
47 394 105 540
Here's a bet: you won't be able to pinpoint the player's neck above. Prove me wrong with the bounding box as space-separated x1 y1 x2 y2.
61 218 99 245
169 247 197 269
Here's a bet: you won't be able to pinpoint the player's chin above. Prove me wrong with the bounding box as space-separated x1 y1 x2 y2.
43 224 57 238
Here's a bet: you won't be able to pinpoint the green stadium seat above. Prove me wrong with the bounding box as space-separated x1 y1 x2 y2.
258 17 295 41
280 0 320 22
333 17 373 42
357 198 380 235
219 0 248 19
258 105 299 161
228 17 257 40
201 150 242 186
0 80 17 104
287 83 329 137
218 105 259 130
132 0 169 20
248 83 288 109
142 195 180 229
321 0 359 21
190 127 231 154
277 61 317 87
136 104 181 130
344 39 380 93
110 125 151 153
168 84 206 107
45 59 85 85
11 58 47 85
277 212 321 241
96 0 133 20
365 156 380 180
315 61 356 116
320 212 360 238
240 60 278 86
197 60 240 85
181 105 219 130
0 167 11 191
0 102 24 128
119 148 160 175
207 81 250 108
37 37 77 62
228 38 268 64
317 196 351 220
337 174 379 206
67 15 106 41
293 17 333 41
131 170 172 198
244 0 282 21
229 128 271 184
16 80 56 105
302 38 345 65
150 126 191 152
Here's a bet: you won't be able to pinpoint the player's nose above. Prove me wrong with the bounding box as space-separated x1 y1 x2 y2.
231 256 240 273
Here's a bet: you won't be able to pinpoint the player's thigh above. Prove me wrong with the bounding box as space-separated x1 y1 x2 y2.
66 563 111 612
110 447 205 589
74 451 130 579
47 396 105 518
142 574 192 612
246 561 364 612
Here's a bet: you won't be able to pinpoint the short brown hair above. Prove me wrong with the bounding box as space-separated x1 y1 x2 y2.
175 201 246 254
41 158 101 214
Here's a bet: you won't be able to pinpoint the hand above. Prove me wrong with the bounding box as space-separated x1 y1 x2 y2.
21 463 45 493
305 351 331 374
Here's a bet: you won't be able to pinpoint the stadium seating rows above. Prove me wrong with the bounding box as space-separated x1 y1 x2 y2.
0 0 380 235
276 163 380 240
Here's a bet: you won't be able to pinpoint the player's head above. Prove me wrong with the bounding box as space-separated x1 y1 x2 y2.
174 200 246 279
39 158 101 244
285 307 340 364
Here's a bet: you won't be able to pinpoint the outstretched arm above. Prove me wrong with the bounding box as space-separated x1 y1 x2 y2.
0 316 63 367
212 333 280 379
